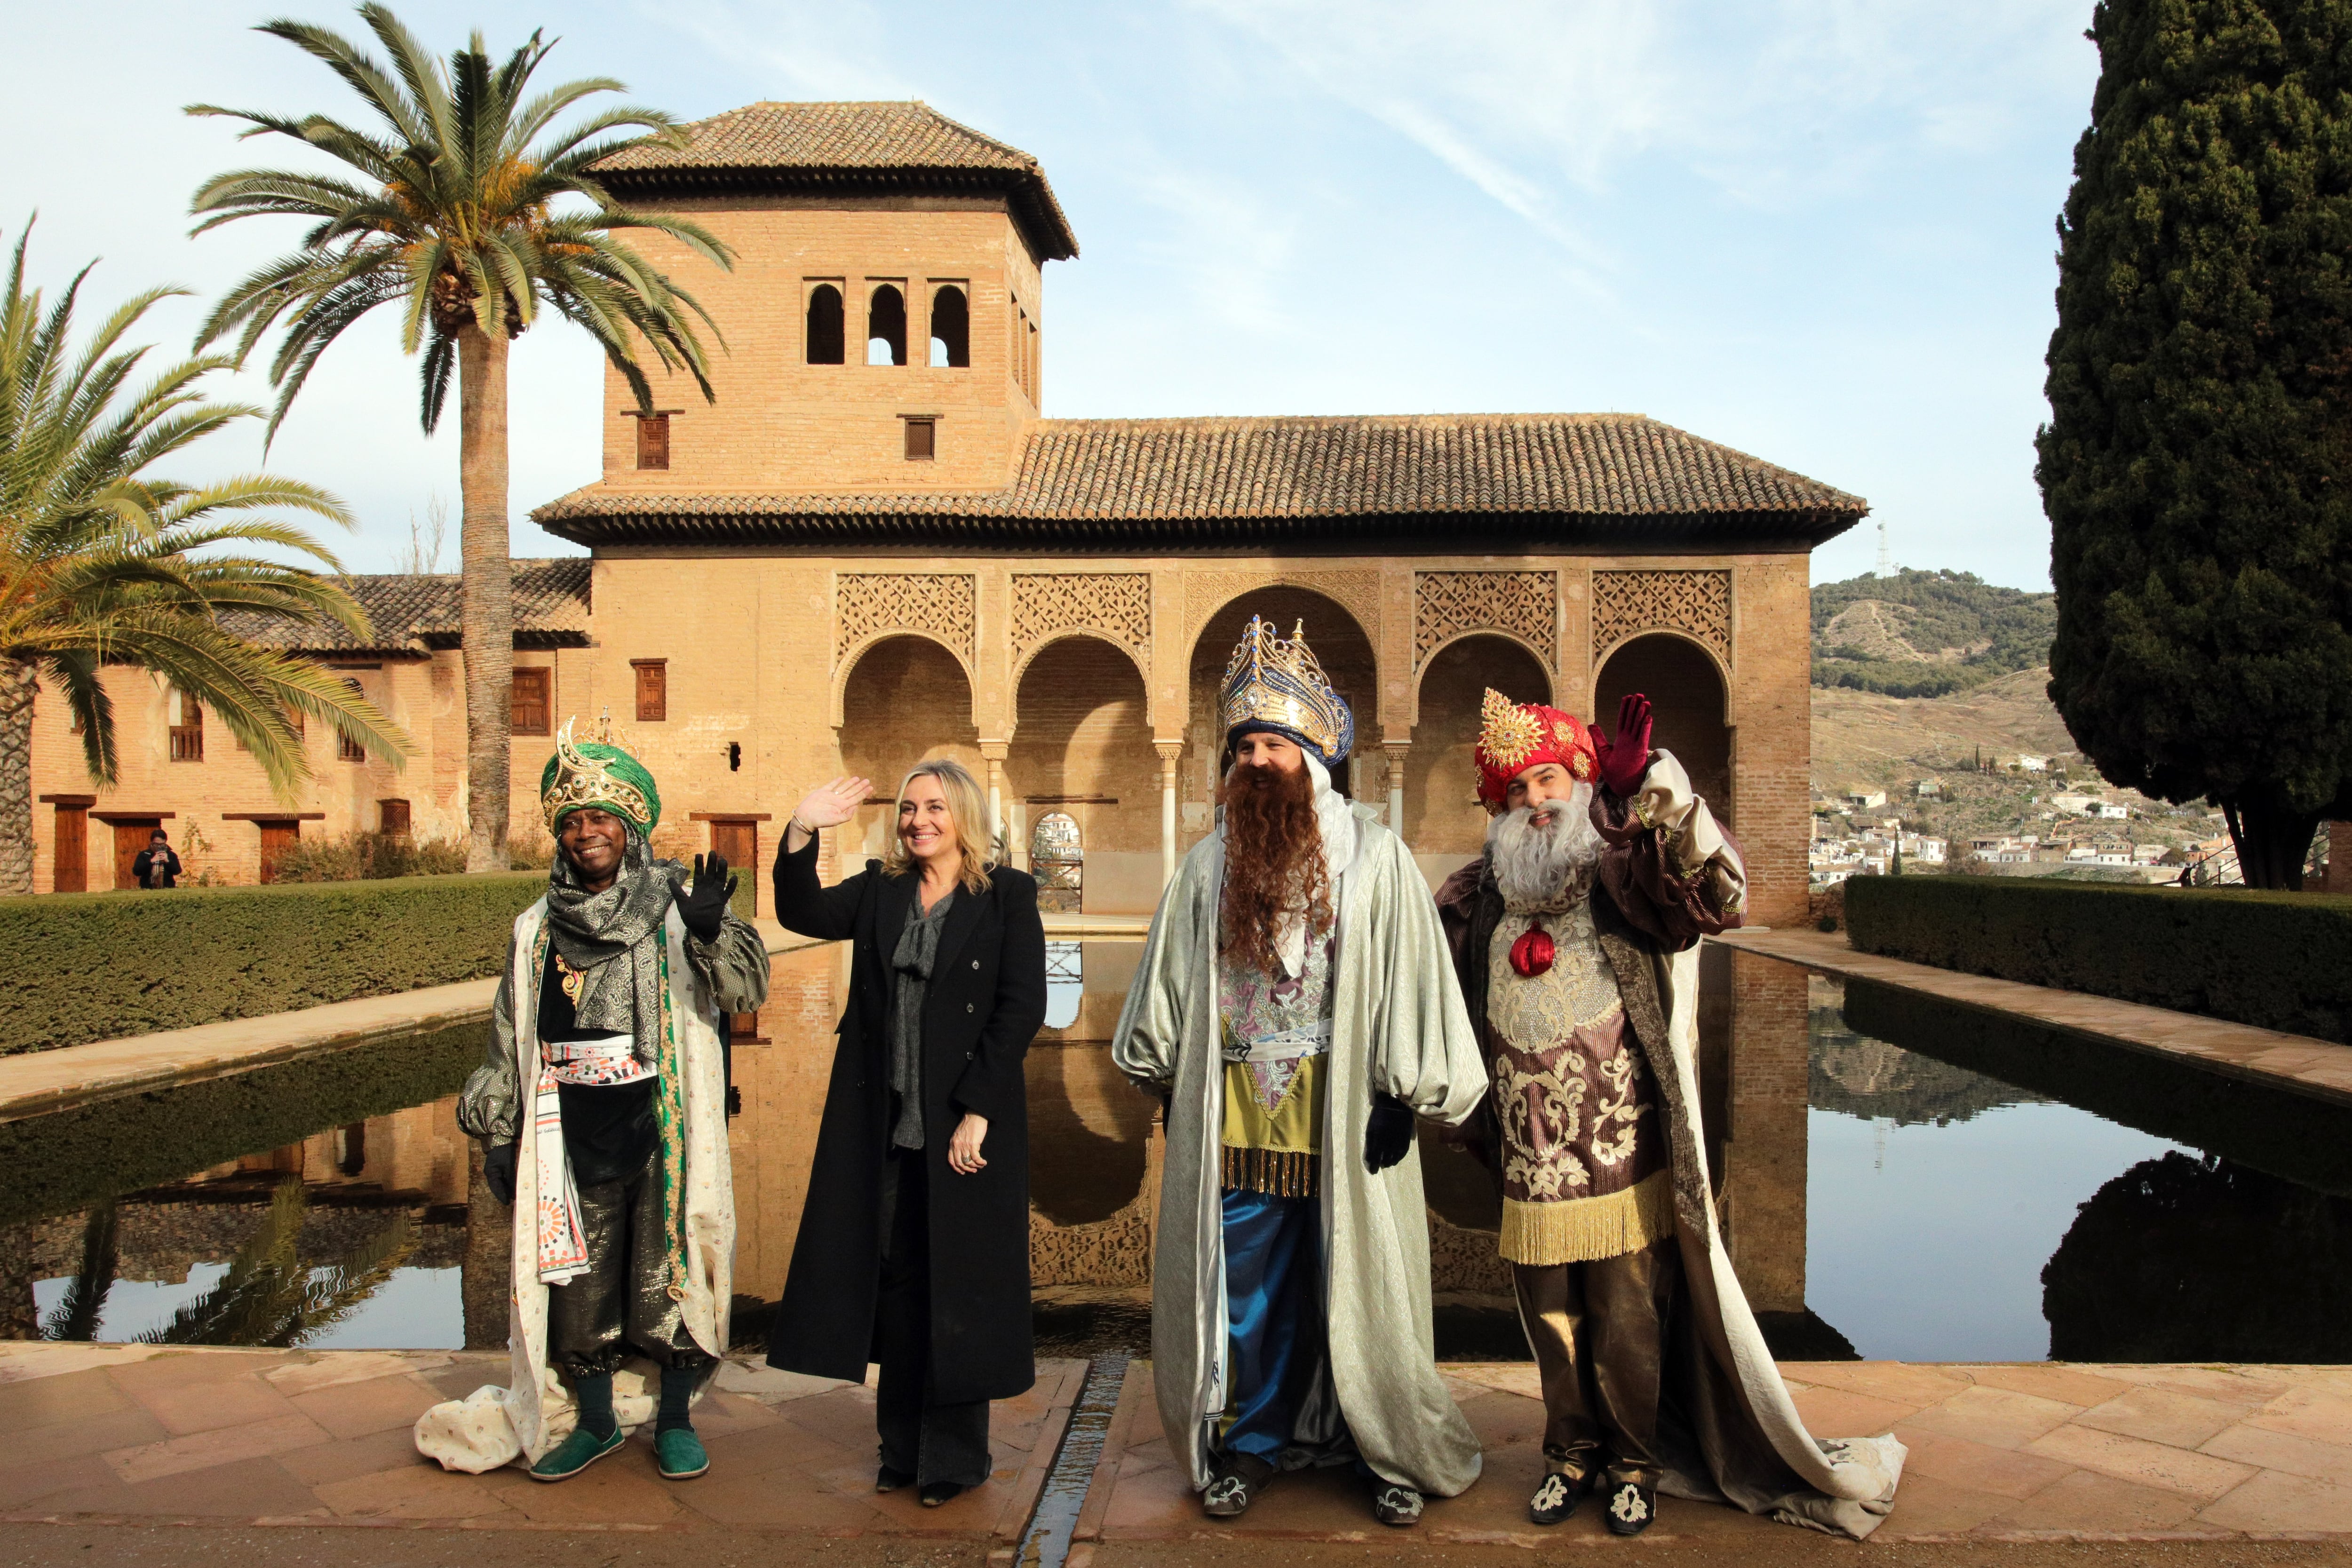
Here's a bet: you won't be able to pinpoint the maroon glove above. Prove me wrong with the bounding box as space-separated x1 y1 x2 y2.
1598 692 1654 797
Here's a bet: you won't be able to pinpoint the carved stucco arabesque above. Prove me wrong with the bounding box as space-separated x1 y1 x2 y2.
1590 569 1732 666
832 572 978 666
1413 570 1559 671
1011 572 1152 675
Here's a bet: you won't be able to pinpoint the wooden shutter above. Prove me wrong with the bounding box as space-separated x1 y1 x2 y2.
258 822 299 883
636 413 670 471
633 660 667 723
904 418 936 460
511 667 551 736
53 806 85 894
379 799 412 838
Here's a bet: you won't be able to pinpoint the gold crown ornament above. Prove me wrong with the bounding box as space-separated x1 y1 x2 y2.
540 714 663 834
1217 616 1354 768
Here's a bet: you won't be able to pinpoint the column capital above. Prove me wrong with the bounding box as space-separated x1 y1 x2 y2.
978 740 1010 761
1153 740 1185 766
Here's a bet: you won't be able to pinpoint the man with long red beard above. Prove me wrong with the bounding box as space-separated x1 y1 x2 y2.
1113 617 1486 1529
1438 690 1907 1539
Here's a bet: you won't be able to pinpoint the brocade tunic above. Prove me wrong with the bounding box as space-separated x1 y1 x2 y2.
1216 932 1335 1197
1486 892 1669 1265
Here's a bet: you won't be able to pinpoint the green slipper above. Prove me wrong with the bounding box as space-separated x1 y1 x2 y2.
529 1422 626 1481
655 1426 709 1481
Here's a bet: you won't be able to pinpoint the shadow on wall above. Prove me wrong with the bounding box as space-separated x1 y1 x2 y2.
1597 634 1732 827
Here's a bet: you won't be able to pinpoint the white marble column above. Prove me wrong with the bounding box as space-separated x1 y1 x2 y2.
1385 743 1409 841
1157 741 1184 888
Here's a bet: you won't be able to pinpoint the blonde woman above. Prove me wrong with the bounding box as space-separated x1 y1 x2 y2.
767 758 1046 1507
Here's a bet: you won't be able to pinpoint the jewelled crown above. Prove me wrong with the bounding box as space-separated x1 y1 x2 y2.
1218 616 1353 768
540 714 660 834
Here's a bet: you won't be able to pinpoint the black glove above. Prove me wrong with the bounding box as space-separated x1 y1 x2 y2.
483 1141 517 1206
1364 1093 1416 1174
676 852 737 942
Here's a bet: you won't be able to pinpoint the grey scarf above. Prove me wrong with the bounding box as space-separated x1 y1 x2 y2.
545 826 678 1067
888 885 956 1148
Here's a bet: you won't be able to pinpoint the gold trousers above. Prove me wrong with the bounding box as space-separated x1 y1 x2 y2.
1512 1238 1677 1488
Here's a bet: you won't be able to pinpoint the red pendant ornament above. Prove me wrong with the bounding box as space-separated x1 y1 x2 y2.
1509 920 1556 978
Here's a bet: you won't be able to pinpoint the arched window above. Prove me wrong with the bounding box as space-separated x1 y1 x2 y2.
867 284 907 366
1031 810 1081 913
930 284 969 368
805 284 843 364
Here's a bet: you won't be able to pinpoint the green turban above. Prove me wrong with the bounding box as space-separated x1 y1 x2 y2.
541 723 661 835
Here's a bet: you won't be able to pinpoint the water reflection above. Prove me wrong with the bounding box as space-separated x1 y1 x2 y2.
13 942 2352 1364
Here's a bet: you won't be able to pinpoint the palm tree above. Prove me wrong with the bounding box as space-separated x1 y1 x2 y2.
141 1179 416 1347
0 224 408 896
187 5 731 871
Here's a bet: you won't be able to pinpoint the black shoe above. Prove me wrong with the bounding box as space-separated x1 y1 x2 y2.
1371 1482 1424 1528
1529 1470 1587 1526
919 1480 968 1507
876 1463 915 1493
1604 1481 1657 1536
1202 1452 1277 1518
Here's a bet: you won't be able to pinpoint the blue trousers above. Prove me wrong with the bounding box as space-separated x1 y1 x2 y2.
1221 1187 1324 1460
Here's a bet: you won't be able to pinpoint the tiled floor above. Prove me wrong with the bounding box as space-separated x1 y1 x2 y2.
1711 926 2352 1109
7 1345 2348 1542
0 1343 1082 1539
1076 1360 2352 1544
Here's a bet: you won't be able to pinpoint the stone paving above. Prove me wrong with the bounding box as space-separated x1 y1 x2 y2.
1711 927 2352 1110
6 1344 2348 1542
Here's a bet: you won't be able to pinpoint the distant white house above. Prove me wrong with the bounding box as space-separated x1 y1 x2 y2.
1915 778 1944 799
2017 754 2050 772
1846 785 1887 809
2093 802 2129 820
2051 791 2102 815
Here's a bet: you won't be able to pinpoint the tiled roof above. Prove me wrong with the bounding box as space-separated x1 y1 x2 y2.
532 415 1867 550
223 558 591 656
592 101 1078 261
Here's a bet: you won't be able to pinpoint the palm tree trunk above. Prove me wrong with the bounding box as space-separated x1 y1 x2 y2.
0 657 39 897
458 325 514 873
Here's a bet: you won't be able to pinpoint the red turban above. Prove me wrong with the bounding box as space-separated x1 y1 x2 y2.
1473 688 1598 808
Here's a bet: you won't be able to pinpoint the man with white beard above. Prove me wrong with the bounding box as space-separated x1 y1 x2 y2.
1436 690 1908 1541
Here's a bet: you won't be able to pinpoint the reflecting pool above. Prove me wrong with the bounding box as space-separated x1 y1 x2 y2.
6 942 2349 1362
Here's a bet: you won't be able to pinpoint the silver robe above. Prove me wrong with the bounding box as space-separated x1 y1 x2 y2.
1111 806 1488 1497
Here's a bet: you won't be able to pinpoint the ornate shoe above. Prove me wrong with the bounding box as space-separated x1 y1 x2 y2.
876 1462 916 1493
919 1480 968 1507
1372 1482 1424 1527
1202 1452 1276 1517
528 1423 626 1482
1529 1470 1587 1526
655 1427 708 1480
1605 1480 1657 1536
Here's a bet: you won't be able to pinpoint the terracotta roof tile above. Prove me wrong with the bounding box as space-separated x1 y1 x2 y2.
532 414 1866 549
593 100 1077 260
223 558 591 656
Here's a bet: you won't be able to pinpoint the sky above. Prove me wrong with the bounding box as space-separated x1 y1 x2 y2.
2 1 2099 589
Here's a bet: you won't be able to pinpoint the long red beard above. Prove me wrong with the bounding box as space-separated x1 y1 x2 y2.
1219 761 1330 975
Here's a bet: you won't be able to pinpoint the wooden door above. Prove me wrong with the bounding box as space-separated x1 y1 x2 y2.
259 822 299 883
708 821 763 1040
53 807 85 893
113 820 159 890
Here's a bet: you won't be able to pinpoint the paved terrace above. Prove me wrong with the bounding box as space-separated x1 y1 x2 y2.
1711 926 2352 1109
4 1344 2347 1542
0 912 1152 1124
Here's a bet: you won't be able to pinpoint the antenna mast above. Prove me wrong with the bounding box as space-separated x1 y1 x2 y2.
1875 521 1895 578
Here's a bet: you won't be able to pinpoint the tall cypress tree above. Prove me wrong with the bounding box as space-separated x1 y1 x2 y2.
2039 0 2352 888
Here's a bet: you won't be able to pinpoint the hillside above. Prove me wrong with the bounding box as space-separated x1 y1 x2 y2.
1813 569 2056 698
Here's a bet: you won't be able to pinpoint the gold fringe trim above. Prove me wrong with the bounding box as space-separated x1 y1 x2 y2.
1499 1169 1673 1266
1221 1144 1319 1198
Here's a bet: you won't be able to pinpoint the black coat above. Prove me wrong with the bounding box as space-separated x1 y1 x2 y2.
765 835 1047 1402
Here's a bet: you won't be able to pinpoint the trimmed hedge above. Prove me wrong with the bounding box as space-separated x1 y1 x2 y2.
0 872 545 1054
1843 874 2352 1044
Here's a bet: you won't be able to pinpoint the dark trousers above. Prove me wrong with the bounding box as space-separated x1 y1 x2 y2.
1220 1186 1324 1461
547 1151 710 1377
1513 1239 1678 1488
876 1147 993 1486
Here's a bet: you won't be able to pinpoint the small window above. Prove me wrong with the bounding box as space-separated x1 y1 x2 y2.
930 285 969 368
806 282 845 364
635 412 670 471
167 688 203 763
904 417 937 462
338 678 366 762
867 284 907 366
633 659 667 723
379 799 412 838
511 666 551 736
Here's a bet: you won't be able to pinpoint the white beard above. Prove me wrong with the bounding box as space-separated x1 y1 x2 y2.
1486 784 1604 910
